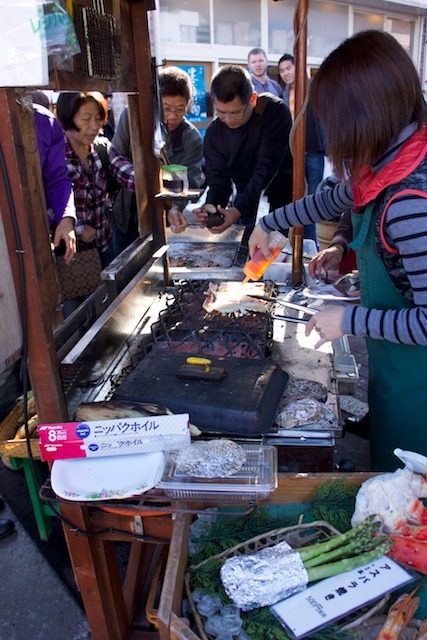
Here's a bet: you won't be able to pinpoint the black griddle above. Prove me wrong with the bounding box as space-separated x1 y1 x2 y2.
113 350 288 436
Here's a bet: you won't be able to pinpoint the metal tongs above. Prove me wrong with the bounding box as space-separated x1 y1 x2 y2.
247 294 317 324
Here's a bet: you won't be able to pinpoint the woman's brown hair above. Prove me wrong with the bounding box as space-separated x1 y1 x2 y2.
56 91 108 132
310 30 426 180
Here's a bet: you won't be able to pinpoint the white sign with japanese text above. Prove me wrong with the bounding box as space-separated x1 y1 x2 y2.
272 556 413 638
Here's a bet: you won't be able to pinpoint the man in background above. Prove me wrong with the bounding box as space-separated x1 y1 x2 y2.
196 65 293 233
109 66 203 252
278 53 327 244
247 47 282 97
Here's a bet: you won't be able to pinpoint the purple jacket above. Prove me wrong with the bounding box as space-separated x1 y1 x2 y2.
33 103 76 226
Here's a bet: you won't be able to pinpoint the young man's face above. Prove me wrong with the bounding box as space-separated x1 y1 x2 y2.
278 60 295 87
248 53 268 79
212 93 257 130
162 95 189 132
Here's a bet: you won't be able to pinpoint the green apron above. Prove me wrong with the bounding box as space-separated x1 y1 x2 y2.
350 203 427 471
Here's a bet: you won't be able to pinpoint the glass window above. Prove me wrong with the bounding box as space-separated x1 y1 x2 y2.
308 1 348 57
268 0 294 55
386 17 415 55
353 11 384 33
213 0 260 46
159 0 210 44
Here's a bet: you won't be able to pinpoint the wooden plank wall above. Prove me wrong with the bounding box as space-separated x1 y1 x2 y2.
0 210 22 374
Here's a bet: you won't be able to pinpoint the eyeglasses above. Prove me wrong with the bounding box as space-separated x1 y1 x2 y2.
163 106 187 116
215 103 249 122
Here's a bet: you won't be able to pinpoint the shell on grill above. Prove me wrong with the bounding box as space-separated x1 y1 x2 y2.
201 203 225 228
333 270 360 296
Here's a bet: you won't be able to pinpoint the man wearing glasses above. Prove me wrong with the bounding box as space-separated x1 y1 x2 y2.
109 66 203 252
196 65 293 233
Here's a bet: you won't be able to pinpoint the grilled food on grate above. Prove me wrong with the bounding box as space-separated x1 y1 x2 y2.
203 281 268 316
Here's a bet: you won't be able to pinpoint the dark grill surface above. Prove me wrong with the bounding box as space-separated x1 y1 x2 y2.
62 279 276 408
147 280 275 359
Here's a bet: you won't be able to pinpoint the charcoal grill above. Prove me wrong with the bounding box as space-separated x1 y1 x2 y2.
56 234 343 471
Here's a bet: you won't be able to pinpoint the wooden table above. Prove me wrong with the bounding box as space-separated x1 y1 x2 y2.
47 472 372 640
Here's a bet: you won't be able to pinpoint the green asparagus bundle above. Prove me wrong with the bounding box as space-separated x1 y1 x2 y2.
220 516 393 610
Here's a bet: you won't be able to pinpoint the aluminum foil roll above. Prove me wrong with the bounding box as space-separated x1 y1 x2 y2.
220 541 308 610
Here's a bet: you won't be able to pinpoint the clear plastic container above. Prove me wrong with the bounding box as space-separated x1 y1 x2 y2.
161 164 189 194
156 444 277 501
243 231 287 281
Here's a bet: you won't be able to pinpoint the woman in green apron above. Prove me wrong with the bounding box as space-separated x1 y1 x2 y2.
248 30 427 471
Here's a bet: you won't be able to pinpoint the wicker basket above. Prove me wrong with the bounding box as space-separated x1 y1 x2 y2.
185 520 389 640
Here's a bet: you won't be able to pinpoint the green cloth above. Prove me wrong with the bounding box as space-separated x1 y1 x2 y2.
350 202 427 470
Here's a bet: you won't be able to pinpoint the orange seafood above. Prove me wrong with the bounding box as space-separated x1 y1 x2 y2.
375 589 419 640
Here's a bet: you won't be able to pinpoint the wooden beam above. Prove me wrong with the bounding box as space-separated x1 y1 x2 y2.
130 2 165 250
291 0 309 286
0 89 67 422
60 503 131 640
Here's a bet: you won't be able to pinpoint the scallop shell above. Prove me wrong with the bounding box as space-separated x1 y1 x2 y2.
201 203 225 228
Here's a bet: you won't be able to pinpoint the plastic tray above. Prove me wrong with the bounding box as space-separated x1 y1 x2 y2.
156 444 277 501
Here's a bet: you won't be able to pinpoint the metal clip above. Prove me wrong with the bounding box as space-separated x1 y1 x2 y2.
133 516 144 536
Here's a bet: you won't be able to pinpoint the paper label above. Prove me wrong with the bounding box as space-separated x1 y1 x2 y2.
271 556 413 638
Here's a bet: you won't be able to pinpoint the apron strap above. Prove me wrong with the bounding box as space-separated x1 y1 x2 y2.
349 202 375 251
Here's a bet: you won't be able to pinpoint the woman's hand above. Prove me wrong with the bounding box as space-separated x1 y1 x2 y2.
167 206 188 233
305 305 346 348
308 245 344 279
81 225 97 243
248 223 270 258
53 217 76 265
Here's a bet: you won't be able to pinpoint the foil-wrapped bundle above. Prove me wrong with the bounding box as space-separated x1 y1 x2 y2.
220 541 308 610
174 439 246 478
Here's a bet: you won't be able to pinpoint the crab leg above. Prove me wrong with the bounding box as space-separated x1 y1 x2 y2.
375 589 419 640
416 620 427 640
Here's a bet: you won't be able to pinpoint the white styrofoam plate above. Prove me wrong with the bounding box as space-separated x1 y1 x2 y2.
51 451 165 501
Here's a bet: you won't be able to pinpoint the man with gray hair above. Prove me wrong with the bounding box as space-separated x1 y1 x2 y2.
248 47 282 96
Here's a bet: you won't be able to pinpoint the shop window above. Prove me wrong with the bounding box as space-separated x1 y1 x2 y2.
307 1 348 57
353 11 384 33
268 0 294 55
213 0 260 46
385 17 414 55
159 0 210 44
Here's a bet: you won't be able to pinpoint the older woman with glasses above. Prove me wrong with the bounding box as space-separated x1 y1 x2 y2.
195 64 293 233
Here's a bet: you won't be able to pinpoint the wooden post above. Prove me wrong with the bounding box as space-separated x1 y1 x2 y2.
130 3 165 250
0 90 67 422
291 0 309 286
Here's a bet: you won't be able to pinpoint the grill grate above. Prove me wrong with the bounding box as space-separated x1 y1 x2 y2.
61 280 276 403
147 280 274 359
